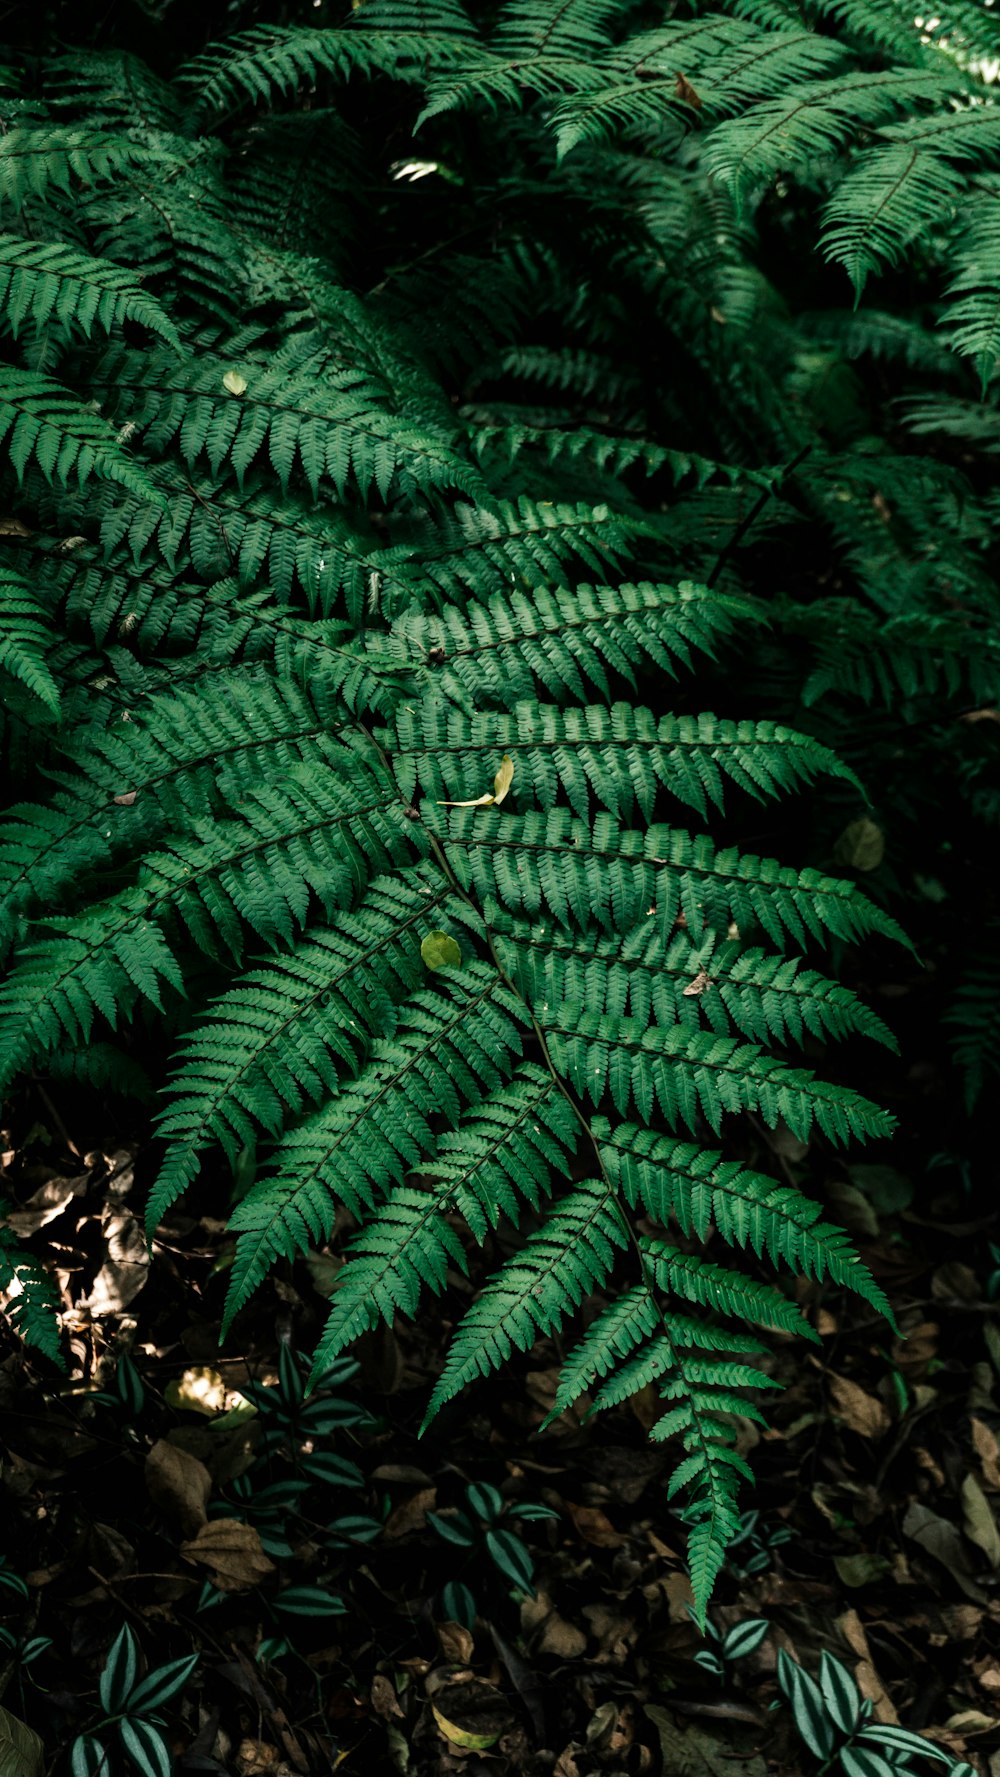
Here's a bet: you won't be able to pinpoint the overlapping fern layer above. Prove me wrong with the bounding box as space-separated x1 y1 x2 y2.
1 0 998 1607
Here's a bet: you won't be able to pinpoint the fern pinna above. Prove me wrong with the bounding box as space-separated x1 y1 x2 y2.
10 0 1000 1608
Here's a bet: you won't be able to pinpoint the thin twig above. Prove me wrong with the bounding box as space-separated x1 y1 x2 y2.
706 444 812 590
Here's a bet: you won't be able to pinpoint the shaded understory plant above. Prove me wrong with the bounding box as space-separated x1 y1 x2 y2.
1 0 999 1614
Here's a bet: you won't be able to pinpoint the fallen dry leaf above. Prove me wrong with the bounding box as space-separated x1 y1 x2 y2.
565 1500 626 1548
234 1742 293 1777
644 1707 767 1777
836 1610 898 1724
370 1674 403 1721
828 1373 891 1439
903 1502 987 1603
180 1519 274 1590
522 1591 587 1659
962 1472 1000 1568
84 1206 149 1314
431 1677 513 1751
383 1486 435 1540
166 1419 257 1485
146 1438 211 1537
436 1621 475 1664
973 1417 1000 1491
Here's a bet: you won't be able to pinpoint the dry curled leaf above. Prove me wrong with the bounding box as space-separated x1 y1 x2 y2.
565 1500 626 1548
674 70 702 108
962 1472 1000 1568
370 1674 404 1721
180 1518 274 1590
828 1373 891 1439
431 1677 513 1750
146 1437 211 1537
972 1417 1000 1491
84 1206 149 1314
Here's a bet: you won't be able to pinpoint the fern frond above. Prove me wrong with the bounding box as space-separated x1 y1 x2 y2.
949 927 1000 1110
85 156 249 321
149 866 449 1225
390 700 857 820
101 467 379 617
0 1226 63 1365
0 564 61 716
0 367 161 498
380 498 649 615
0 756 412 1090
0 236 180 352
597 1120 891 1311
545 1007 894 1142
423 1175 627 1418
387 579 760 711
228 110 360 263
942 174 1000 387
548 28 845 158
703 69 957 201
224 964 527 1326
43 51 184 129
0 127 162 211
92 337 484 503
795 604 1000 708
308 1061 580 1367
178 22 479 119
639 1238 817 1340
823 106 1000 293
497 915 897 1049
429 805 908 948
0 671 361 948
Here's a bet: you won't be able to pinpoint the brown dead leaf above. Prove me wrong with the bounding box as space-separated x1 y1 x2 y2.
674 70 702 108
167 1420 257 1485
522 1591 587 1659
940 1604 983 1641
370 1674 403 1721
164 1366 232 1415
828 1373 891 1439
146 1438 211 1537
582 1602 635 1663
5 1170 90 1234
903 1502 987 1603
836 1611 898 1724
431 1677 513 1751
973 1418 1000 1491
565 1500 625 1548
383 1486 435 1540
234 1742 293 1777
932 1261 980 1303
437 1621 475 1664
84 1206 149 1314
180 1519 274 1590
962 1472 1000 1568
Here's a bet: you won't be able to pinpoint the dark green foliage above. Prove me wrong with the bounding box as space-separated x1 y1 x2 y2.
3 0 997 1613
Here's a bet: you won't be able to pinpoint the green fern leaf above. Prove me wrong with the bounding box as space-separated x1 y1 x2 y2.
0 565 61 716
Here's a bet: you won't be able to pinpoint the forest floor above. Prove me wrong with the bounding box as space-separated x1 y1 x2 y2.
1 1078 999 1777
